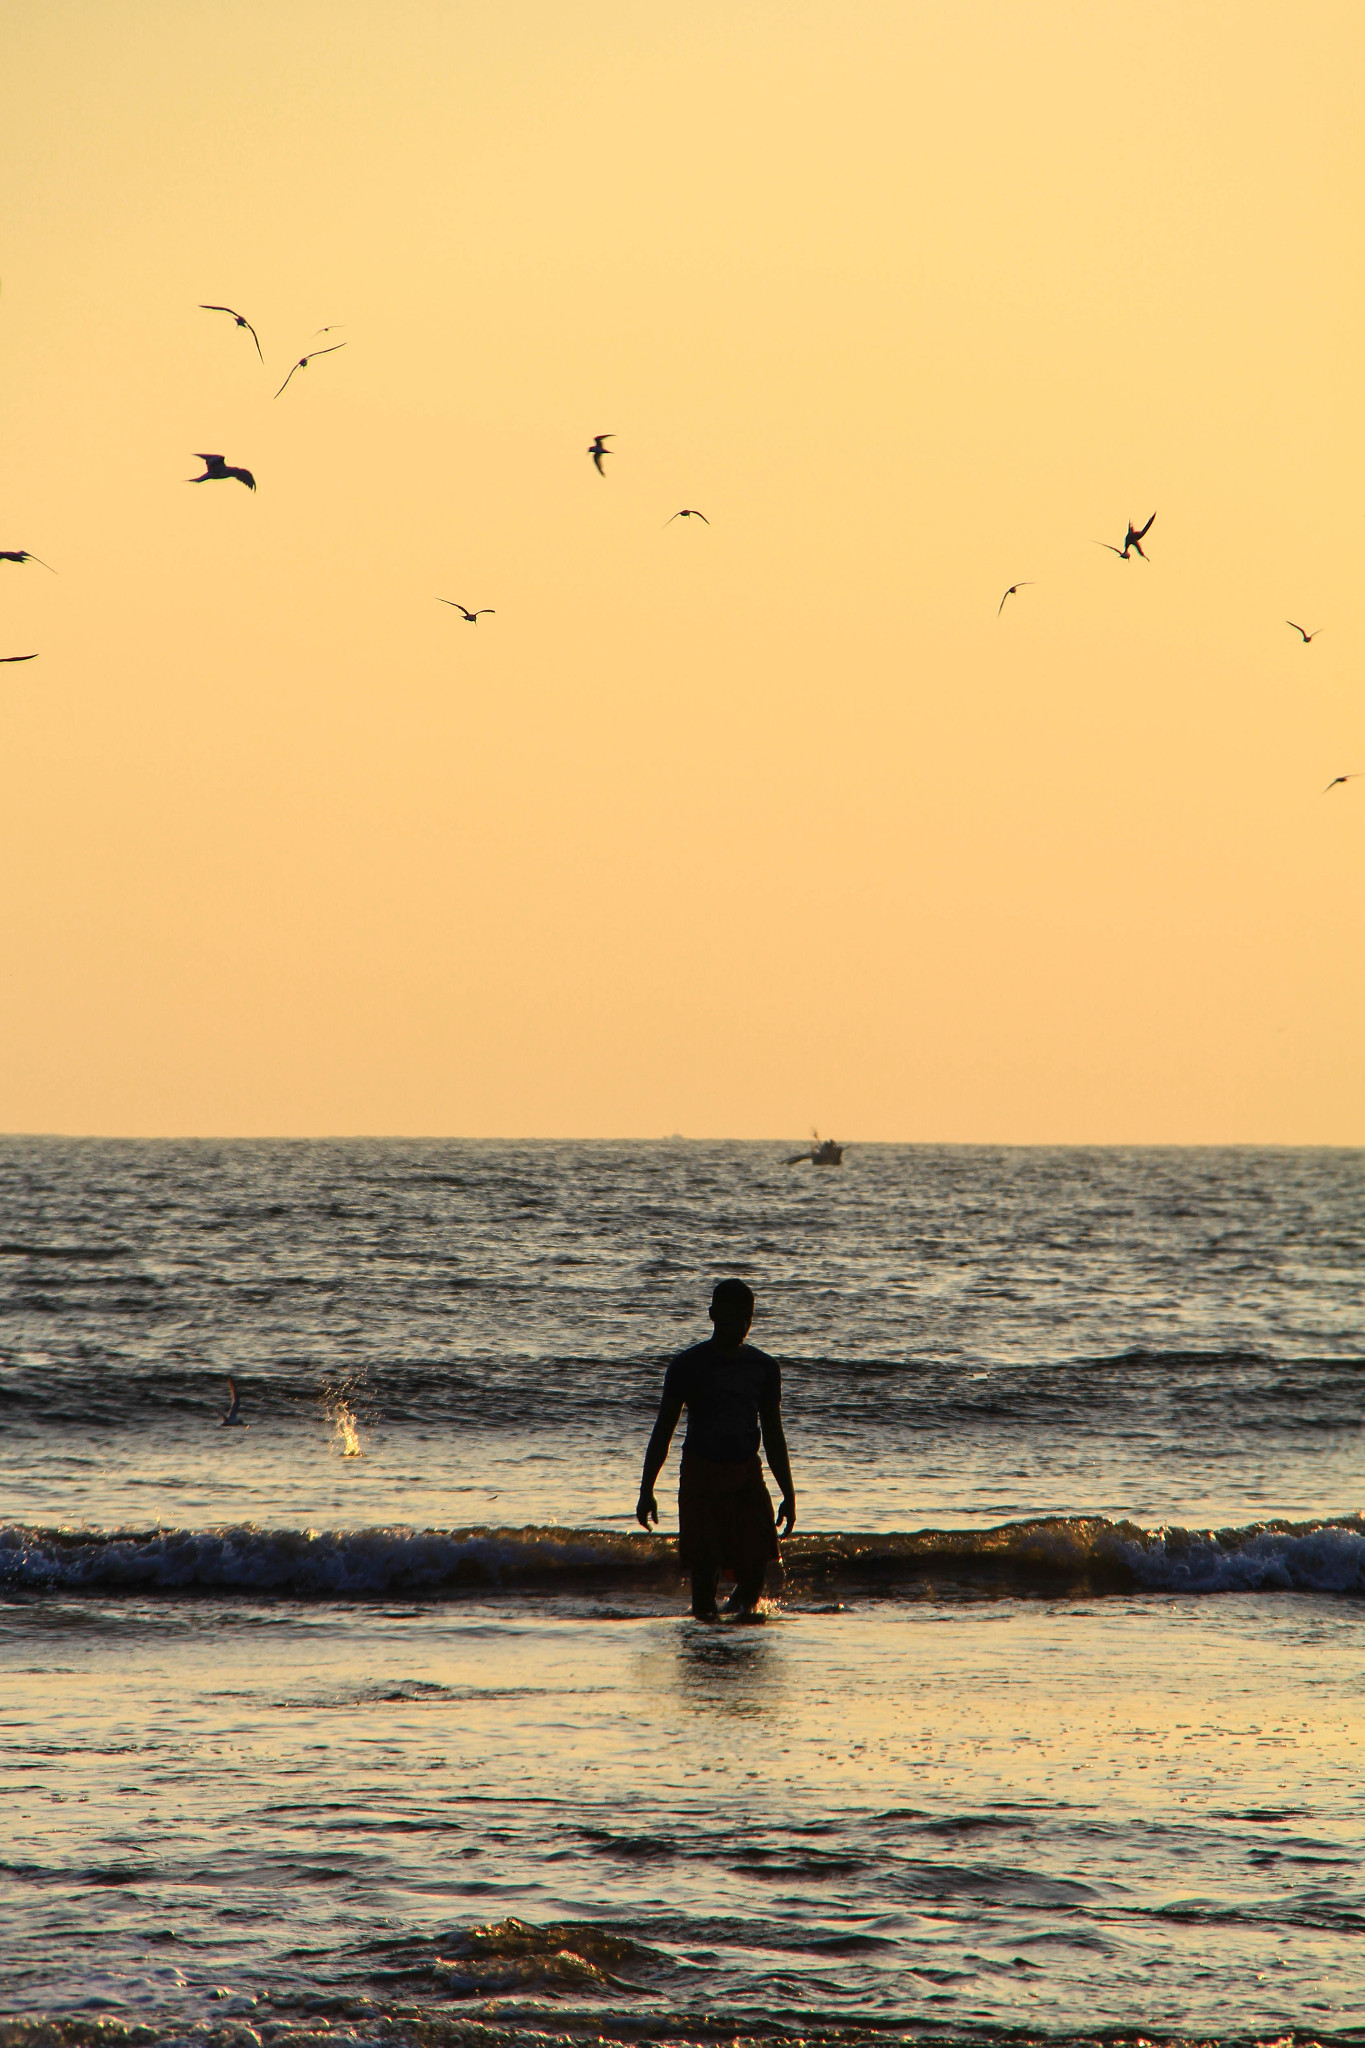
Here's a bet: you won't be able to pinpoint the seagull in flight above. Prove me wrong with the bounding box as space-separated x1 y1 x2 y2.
438 600 495 622
189 453 256 490
0 550 57 572
665 508 709 525
998 581 1033 615
274 341 347 399
1 652 38 663
1095 513 1156 561
588 434 613 475
220 1377 247 1427
1323 774 1360 793
200 304 263 360
1287 621 1322 644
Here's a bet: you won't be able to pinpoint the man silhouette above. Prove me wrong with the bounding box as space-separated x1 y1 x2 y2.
636 1279 796 1619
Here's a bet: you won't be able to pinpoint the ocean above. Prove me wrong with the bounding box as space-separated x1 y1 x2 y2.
1 1139 1362 2048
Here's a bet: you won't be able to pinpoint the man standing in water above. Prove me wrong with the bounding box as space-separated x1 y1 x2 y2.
636 1279 796 1620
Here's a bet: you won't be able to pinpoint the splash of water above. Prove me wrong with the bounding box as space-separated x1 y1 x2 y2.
328 1399 363 1458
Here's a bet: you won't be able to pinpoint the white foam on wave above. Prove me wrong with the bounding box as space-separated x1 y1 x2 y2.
1117 1517 1365 1595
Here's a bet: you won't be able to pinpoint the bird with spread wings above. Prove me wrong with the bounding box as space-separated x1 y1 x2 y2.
1095 513 1156 561
275 341 347 399
189 454 256 489
200 304 263 360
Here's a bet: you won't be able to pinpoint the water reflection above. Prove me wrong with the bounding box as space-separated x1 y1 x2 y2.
671 1616 780 1715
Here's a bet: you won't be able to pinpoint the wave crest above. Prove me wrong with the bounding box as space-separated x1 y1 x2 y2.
1 1513 1362 1601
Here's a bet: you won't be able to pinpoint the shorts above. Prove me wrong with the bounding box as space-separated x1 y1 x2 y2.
677 1451 781 1579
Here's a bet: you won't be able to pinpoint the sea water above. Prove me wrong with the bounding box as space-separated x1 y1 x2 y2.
1 1140 1361 2046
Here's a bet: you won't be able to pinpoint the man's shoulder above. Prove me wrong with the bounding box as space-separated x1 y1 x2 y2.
665 1339 715 1376
664 1339 780 1378
744 1344 782 1395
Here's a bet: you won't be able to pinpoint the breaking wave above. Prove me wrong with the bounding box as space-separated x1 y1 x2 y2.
1 1513 1362 1601
3 2016 1358 2048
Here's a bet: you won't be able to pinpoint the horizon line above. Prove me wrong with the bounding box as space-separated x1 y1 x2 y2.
0 1132 1360 1150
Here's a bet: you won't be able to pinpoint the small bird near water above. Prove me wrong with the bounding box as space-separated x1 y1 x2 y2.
588 434 613 475
199 304 263 360
1287 621 1322 644
665 508 709 525
189 454 256 490
274 341 347 399
438 600 495 622
220 1378 247 1427
1095 514 1156 561
998 581 1033 614
0 550 57 572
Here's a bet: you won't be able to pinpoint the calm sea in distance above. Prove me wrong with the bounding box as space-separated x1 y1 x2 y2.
1 1139 1362 2048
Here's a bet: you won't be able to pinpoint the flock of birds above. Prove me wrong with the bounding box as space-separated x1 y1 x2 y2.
2 303 1358 794
1001 511 1353 792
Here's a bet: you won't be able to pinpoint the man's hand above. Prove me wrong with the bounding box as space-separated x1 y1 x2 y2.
636 1490 659 1531
776 1494 797 1535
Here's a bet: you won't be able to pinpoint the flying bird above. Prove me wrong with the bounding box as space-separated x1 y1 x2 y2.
1095 513 1156 561
220 1377 247 1427
1322 774 1360 793
199 304 263 360
1287 621 1322 644
438 600 495 622
1 652 38 663
274 341 347 399
998 581 1033 614
665 508 709 525
189 453 256 490
0 550 56 572
312 324 344 337
588 434 613 475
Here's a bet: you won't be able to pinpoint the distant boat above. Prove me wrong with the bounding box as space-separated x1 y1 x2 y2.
786 1131 844 1166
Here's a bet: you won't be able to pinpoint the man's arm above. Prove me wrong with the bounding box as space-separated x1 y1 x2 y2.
759 1401 796 1533
637 1388 684 1529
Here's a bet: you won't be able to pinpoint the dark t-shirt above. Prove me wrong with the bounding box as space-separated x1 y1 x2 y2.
662 1339 782 1465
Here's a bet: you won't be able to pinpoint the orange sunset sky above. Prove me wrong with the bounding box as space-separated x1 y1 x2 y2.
1 2 1361 1142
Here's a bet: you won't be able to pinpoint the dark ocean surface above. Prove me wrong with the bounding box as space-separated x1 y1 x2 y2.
1 1140 1362 2047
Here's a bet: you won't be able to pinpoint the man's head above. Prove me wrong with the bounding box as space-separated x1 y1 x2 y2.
709 1277 754 1351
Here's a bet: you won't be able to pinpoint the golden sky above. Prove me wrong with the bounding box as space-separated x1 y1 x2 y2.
1 2 1361 1141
